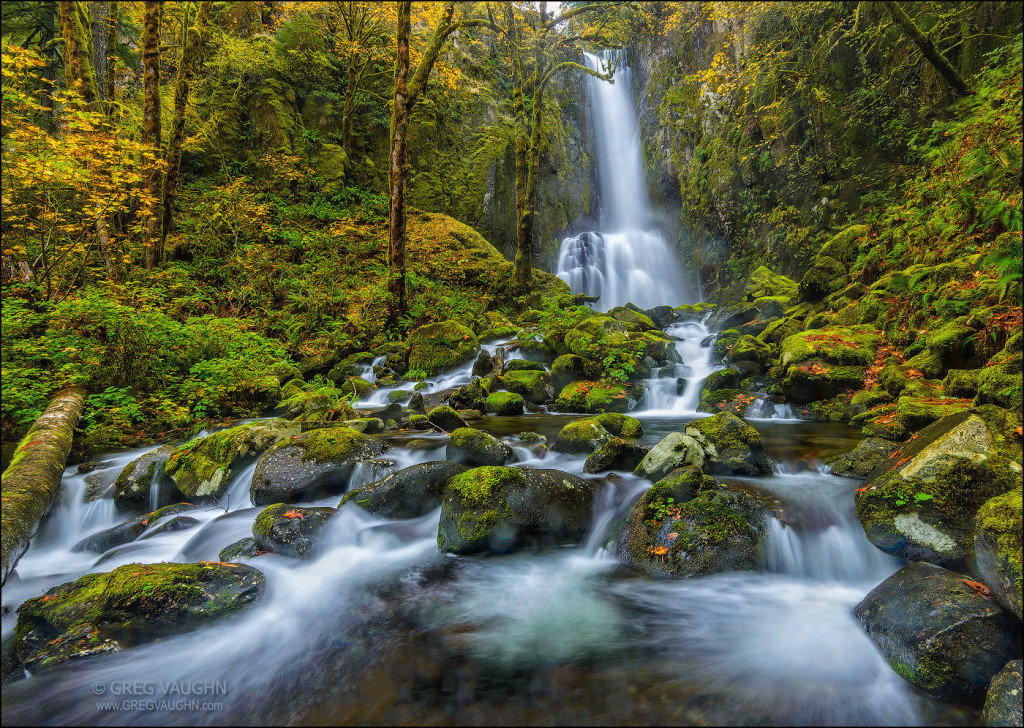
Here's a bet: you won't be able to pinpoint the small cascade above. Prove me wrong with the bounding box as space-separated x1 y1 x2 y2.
640 319 720 415
745 398 800 421
361 356 386 385
221 459 259 512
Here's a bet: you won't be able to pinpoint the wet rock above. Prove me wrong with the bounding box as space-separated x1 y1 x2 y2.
503 359 547 373
406 321 479 376
584 438 649 474
15 562 265 672
340 417 384 435
485 391 525 416
84 470 118 502
853 561 1021 703
449 380 489 412
70 503 199 553
855 405 1022 564
219 537 260 563
368 402 404 423
446 427 515 467
975 488 1023 619
551 354 596 390
408 392 426 414
633 432 704 481
552 413 642 454
147 515 200 537
252 503 336 558
113 444 178 507
76 461 115 474
471 349 494 378
983 660 1023 727
437 466 594 555
426 405 468 433
500 369 554 404
457 408 483 421
826 437 900 478
684 412 773 476
250 426 389 506
608 305 656 331
340 461 468 518
552 380 636 413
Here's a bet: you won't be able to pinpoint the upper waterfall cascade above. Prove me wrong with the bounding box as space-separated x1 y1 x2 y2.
555 51 690 311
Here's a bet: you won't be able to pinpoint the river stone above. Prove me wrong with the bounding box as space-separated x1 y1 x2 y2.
426 405 468 433
113 444 177 507
485 391 525 416
252 503 336 558
853 561 1022 703
449 380 489 412
634 432 705 481
406 321 479 376
437 466 594 555
219 537 260 563
684 412 774 476
552 414 642 455
500 370 554 404
855 405 1022 564
974 488 1023 619
340 461 469 518
471 349 494 378
250 426 389 506
164 419 300 502
584 438 650 474
616 481 767 578
340 418 384 434
446 427 515 467
503 359 547 373
15 562 265 672
983 660 1023 727
826 437 900 478
70 503 199 554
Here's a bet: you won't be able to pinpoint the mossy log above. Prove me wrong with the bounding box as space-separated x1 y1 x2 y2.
1 387 85 584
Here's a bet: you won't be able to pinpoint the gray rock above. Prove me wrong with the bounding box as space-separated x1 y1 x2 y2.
252 504 336 558
984 660 1023 727
446 427 515 467
634 432 704 481
340 461 469 518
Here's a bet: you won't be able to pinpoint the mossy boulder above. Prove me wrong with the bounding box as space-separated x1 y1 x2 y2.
853 561 1022 703
975 346 1023 415
503 359 546 373
562 317 627 359
944 368 982 399
500 369 554 404
826 437 900 479
983 660 1023 727
818 225 868 265
71 504 198 554
757 316 802 346
608 306 656 331
850 388 894 417
436 466 594 555
426 405 468 432
445 427 515 467
336 376 373 400
780 361 866 405
895 393 974 433
219 537 260 563
552 380 633 413
975 488 1023 620
164 419 299 502
727 335 772 368
485 391 525 416
339 461 468 519
551 354 597 390
340 418 384 435
113 444 178 508
780 327 879 368
249 426 389 506
616 485 768 578
552 414 641 454
449 379 490 412
325 352 374 384
15 562 265 672
745 266 799 302
672 302 717 323
798 256 847 302
252 503 335 558
633 432 705 481
592 412 643 437
406 321 479 376
684 412 773 476
584 438 649 474
855 406 1023 564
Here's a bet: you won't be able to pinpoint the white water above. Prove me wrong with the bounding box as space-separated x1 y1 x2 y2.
555 51 690 311
640 318 720 415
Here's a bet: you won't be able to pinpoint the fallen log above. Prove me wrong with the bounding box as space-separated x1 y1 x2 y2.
1 387 85 584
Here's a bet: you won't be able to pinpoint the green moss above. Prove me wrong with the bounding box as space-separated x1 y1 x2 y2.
819 225 869 265
406 321 479 376
270 426 369 464
552 381 631 413
976 487 1023 615
914 654 956 694
500 370 551 403
446 466 526 507
779 326 879 367
798 256 847 302
485 391 525 415
594 412 643 438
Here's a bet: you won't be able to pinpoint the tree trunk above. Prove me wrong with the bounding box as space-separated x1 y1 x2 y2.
386 0 412 332
882 1 971 97
142 0 163 269
91 1 108 101
161 0 211 254
507 5 531 293
58 1 99 104
105 1 118 116
1 388 86 585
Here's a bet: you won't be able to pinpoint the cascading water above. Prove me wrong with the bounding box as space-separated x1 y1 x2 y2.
555 51 689 311
640 316 720 414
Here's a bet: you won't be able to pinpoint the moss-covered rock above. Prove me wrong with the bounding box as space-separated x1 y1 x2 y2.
850 388 894 417
339 461 467 519
550 354 597 390
219 537 260 563
798 256 848 302
975 348 1023 415
616 484 767 578
436 466 594 555
781 361 866 405
757 316 803 346
336 376 373 400
325 352 374 384
551 418 612 454
500 369 554 404
340 418 384 434
15 562 265 672
745 266 800 301
249 426 388 506
426 405 468 433
855 406 1023 564
448 379 490 412
895 393 975 433
608 305 656 331
819 225 869 265
113 444 178 508
983 660 1023 727
503 359 546 373
71 504 198 554
445 427 515 467
584 438 649 474
164 419 299 502
727 335 772 368
406 321 479 376
975 488 1023 620
780 327 879 368
634 432 705 481
252 503 335 558
826 437 900 479
672 302 717 323
552 380 633 413
485 391 525 416
593 412 643 437
943 368 982 399
853 561 1022 703
684 412 773 476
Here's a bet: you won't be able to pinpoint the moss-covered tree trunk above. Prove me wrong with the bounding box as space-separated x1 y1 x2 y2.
105 1 118 117
141 0 163 269
1 388 86 585
882 1 971 97
161 0 211 253
91 1 108 103
386 0 412 332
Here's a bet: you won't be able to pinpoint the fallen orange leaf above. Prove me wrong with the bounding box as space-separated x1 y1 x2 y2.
652 546 670 556
667 532 678 540
961 579 995 600
283 510 304 520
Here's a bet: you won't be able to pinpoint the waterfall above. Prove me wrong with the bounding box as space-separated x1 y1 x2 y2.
640 318 720 414
555 51 690 311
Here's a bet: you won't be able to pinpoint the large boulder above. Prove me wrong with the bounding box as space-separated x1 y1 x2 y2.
339 461 468 519
426 405 468 432
983 660 1023 727
446 427 515 467
798 255 847 302
853 561 1021 703
745 266 799 302
500 369 554 404
448 379 489 412
550 354 597 390
252 503 336 558
112 444 178 508
684 412 773 476
552 380 635 413
484 391 525 416
219 537 260 563
583 438 649 474
633 432 705 481
15 562 264 672
406 321 479 376
975 488 1023 619
552 413 642 454
855 406 1022 564
164 419 299 501
616 480 768 578
436 466 594 555
826 437 900 478
250 427 389 506
71 504 198 553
